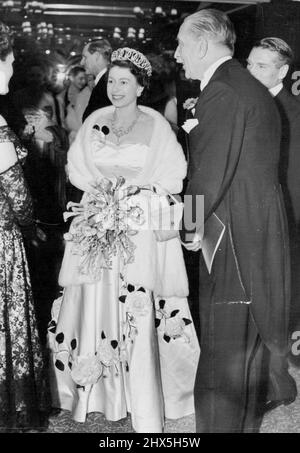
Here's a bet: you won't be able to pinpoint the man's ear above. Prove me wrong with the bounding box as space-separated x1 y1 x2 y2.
279 64 289 81
95 51 102 63
197 36 208 60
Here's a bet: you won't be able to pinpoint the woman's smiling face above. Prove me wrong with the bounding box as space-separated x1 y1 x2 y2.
107 65 143 108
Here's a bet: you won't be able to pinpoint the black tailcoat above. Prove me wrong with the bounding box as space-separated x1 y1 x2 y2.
274 87 300 225
82 72 111 122
185 59 296 432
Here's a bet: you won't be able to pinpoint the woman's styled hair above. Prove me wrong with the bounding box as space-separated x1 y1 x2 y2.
0 22 13 62
184 8 236 53
109 59 150 89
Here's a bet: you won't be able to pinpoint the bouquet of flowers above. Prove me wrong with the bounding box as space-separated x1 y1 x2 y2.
63 176 145 280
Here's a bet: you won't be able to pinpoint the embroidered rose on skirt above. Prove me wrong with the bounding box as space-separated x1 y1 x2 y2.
70 355 103 386
165 317 187 339
125 291 152 317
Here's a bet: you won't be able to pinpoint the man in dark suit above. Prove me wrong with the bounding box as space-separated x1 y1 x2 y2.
247 38 300 231
175 9 296 433
81 39 112 122
247 39 300 335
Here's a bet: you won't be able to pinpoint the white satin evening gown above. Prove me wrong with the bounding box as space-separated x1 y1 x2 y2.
48 140 200 433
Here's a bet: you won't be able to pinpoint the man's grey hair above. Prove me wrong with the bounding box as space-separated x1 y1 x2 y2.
253 37 294 66
184 9 236 53
87 39 112 62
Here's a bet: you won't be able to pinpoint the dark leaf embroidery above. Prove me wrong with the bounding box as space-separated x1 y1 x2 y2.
170 309 180 318
137 287 146 292
155 318 161 328
119 295 126 303
111 340 118 349
163 334 171 343
183 318 192 325
101 331 106 339
71 339 77 350
55 359 65 371
127 284 135 293
159 299 166 309
55 332 64 344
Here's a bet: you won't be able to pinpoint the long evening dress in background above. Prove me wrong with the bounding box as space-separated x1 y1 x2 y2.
0 125 48 431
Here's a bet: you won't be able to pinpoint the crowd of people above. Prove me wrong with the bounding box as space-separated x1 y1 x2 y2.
0 8 299 433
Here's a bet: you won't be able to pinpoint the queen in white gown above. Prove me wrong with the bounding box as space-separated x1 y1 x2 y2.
48 48 199 433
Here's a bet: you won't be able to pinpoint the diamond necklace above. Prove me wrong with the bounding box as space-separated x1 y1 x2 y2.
111 109 141 145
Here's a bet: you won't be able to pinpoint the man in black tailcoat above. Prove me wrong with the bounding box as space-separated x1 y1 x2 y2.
248 37 300 230
175 9 296 433
248 38 300 333
81 39 112 122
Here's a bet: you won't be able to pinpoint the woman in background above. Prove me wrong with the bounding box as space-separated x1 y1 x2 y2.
65 73 94 144
0 22 48 431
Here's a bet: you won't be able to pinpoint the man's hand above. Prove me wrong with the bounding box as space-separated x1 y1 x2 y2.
36 226 47 242
182 240 202 252
181 232 202 252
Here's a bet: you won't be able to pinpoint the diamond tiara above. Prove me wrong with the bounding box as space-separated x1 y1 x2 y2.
111 47 152 77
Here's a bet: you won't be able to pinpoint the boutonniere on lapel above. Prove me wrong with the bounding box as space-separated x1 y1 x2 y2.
183 97 199 116
182 97 199 134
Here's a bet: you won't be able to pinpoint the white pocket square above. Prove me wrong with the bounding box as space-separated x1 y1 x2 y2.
182 118 199 134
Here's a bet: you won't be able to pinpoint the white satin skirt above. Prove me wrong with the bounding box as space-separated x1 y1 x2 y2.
48 256 200 433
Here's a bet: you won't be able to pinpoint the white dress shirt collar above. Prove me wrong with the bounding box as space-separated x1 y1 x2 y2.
95 67 107 86
269 82 283 97
200 56 232 91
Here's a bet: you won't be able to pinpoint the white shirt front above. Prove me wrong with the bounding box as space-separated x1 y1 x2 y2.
200 55 232 91
95 67 107 86
269 82 283 97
